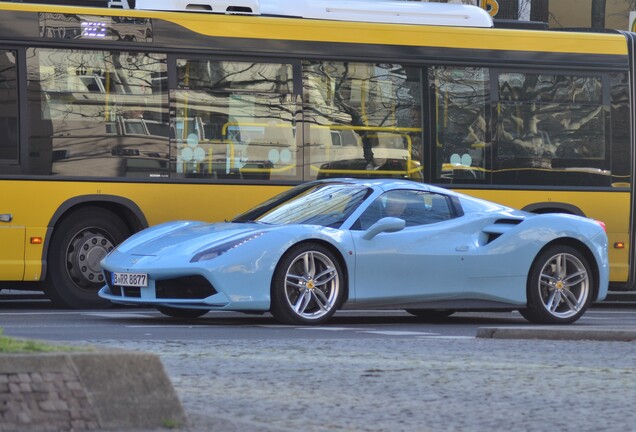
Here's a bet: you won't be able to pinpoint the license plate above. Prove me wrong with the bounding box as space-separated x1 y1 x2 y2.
112 272 148 287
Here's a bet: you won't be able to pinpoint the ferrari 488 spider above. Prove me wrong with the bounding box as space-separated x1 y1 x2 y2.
99 179 608 325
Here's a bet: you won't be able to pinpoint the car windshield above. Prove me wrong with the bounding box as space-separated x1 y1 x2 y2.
232 183 371 228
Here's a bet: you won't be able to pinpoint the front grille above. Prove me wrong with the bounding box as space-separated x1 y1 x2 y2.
122 286 141 297
156 276 217 299
103 271 216 300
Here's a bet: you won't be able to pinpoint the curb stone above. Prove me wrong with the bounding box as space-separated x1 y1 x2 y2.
0 351 186 431
476 326 636 342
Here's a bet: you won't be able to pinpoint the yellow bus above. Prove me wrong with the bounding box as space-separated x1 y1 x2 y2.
0 0 633 307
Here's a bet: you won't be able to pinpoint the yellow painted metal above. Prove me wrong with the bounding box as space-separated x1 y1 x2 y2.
3 180 628 283
0 2 627 56
0 227 25 280
24 227 48 282
154 14 627 55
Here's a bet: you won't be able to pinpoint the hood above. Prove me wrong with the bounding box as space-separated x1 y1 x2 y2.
114 221 271 257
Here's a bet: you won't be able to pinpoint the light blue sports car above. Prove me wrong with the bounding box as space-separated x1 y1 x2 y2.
99 179 609 325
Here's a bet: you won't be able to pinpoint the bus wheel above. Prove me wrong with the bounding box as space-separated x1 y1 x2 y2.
46 208 130 309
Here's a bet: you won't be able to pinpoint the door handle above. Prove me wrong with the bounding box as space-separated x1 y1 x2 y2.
455 245 470 252
0 214 12 223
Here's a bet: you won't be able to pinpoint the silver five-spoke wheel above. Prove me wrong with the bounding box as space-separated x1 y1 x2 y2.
271 243 344 325
538 252 589 318
521 245 593 324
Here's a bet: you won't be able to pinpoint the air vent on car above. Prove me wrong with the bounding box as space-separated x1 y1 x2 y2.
482 219 522 244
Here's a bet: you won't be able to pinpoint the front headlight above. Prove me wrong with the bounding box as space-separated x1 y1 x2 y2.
190 232 265 262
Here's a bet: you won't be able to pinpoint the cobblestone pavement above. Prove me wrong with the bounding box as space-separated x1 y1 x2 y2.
85 337 636 432
0 368 98 432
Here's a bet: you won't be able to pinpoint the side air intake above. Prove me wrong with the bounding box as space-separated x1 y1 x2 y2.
482 219 523 244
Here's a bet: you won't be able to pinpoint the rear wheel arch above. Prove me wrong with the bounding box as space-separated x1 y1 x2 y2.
521 239 599 324
522 202 585 216
533 238 601 302
47 195 148 235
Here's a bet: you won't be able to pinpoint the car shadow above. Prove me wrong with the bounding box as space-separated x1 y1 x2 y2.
117 310 530 327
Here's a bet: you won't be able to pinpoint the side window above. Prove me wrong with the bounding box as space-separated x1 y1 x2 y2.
609 72 631 188
357 190 452 230
494 72 608 186
431 66 489 183
302 61 423 181
0 50 18 164
172 59 298 181
27 48 168 177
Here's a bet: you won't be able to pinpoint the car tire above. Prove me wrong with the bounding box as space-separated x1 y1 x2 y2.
46 208 130 309
405 309 454 321
270 243 344 325
520 245 593 324
157 306 209 318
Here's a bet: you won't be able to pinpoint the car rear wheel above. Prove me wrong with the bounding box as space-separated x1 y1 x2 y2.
520 245 593 324
270 243 344 325
157 306 209 318
405 309 454 321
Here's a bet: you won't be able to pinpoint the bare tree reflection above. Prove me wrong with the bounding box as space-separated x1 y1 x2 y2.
303 61 422 178
497 73 604 168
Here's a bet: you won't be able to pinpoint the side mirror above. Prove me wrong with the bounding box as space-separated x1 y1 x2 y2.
362 217 406 240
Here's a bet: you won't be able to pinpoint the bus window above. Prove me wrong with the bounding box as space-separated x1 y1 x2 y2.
431 67 489 182
302 61 423 181
0 50 18 162
494 72 608 186
172 59 298 181
26 48 169 178
609 72 631 188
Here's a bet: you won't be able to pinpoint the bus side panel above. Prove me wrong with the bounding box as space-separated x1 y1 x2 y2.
0 226 25 280
24 226 47 281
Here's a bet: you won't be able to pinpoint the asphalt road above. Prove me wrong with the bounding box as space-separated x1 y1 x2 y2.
2 293 636 431
2 295 636 342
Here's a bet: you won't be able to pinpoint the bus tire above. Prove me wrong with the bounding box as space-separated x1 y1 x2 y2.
46 207 130 309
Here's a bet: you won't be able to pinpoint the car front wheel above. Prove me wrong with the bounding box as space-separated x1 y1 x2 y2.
270 243 344 325
520 245 593 324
